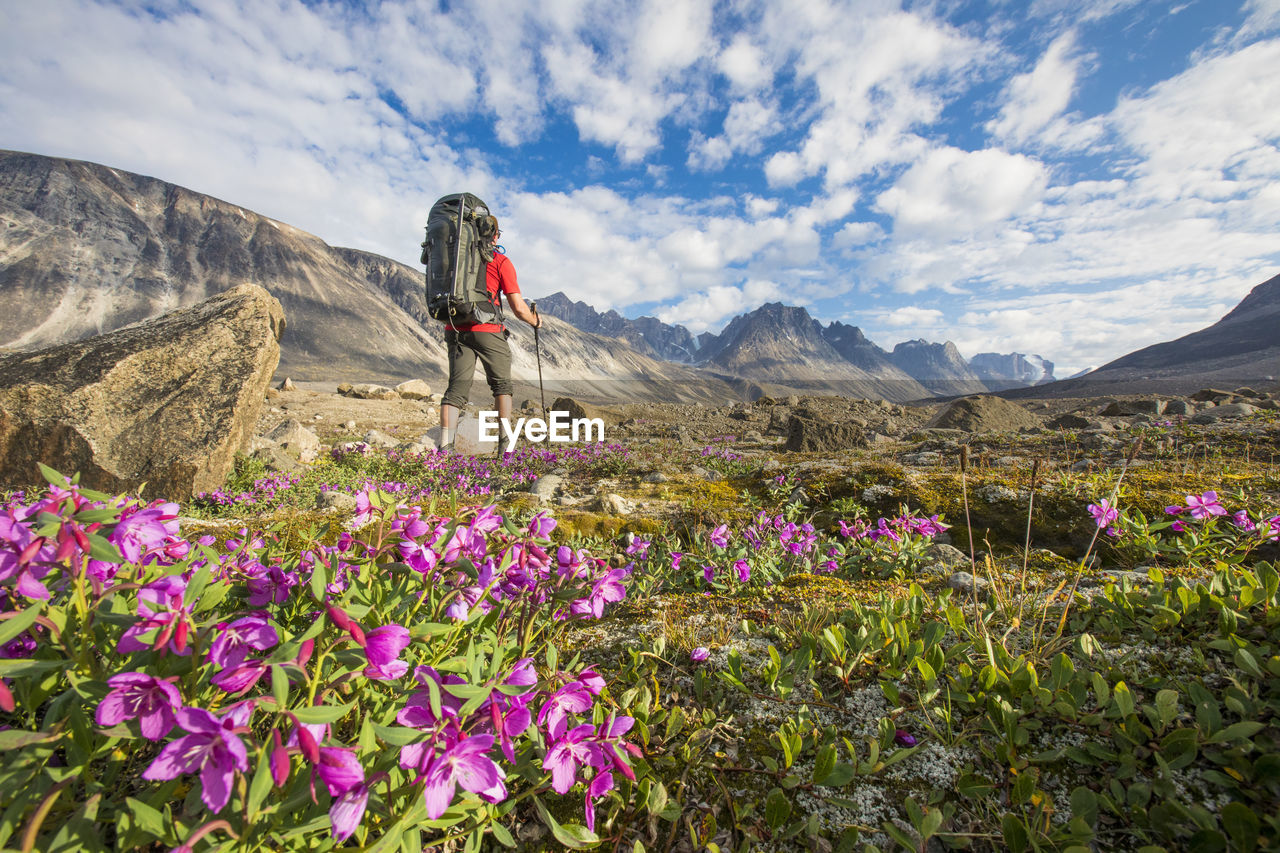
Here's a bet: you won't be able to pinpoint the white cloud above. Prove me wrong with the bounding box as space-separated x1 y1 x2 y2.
833 221 885 247
655 280 782 333
876 147 1049 237
988 31 1086 146
718 34 772 91
1239 0 1280 37
883 306 944 328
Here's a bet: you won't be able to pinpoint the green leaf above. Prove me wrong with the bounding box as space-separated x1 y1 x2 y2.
1154 689 1178 729
373 725 434 746
183 564 213 613
919 807 943 839
0 605 42 647
271 665 290 708
819 763 857 788
72 508 121 524
1001 814 1029 853
812 743 837 785
646 780 668 816
881 821 918 851
1221 802 1259 853
490 822 517 848
247 747 274 819
0 729 60 749
124 797 165 840
1113 681 1135 718
1207 721 1264 744
764 787 791 830
309 562 328 603
1234 648 1265 680
0 659 64 678
290 702 353 724
85 533 123 565
533 798 599 849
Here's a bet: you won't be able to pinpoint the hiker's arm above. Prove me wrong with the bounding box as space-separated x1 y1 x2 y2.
506 292 541 327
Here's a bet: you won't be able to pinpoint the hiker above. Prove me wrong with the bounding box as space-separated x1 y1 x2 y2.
438 215 540 452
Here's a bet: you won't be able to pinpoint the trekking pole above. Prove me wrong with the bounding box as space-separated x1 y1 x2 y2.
531 301 546 419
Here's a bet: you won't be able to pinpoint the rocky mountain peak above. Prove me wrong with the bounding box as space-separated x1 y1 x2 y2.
889 339 987 397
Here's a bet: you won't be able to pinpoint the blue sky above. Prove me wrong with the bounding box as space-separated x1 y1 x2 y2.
2 0 1279 376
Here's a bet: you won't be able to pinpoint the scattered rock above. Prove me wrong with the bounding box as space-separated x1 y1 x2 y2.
1099 399 1165 416
250 444 303 474
1190 388 1235 403
785 416 867 453
1163 400 1192 416
947 571 989 596
362 429 399 448
1190 403 1256 423
344 384 399 400
342 420 357 430
266 419 322 463
901 451 943 466
394 379 432 400
597 493 634 515
0 283 284 500
1047 413 1093 430
642 471 669 484
316 490 358 512
927 395 1041 433
529 474 563 501
278 377 296 391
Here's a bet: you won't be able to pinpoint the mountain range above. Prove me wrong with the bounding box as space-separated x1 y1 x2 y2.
534 292 1050 398
2 150 1275 404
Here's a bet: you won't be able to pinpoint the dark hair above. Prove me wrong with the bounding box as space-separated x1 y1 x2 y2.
480 215 499 242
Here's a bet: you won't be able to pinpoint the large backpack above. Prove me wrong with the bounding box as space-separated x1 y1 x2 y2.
421 193 503 326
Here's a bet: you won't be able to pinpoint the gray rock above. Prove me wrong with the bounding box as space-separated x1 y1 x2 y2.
642 471 669 483
250 444 303 474
785 415 867 453
1191 403 1256 423
342 420 357 430
784 395 800 407
1099 399 1165 416
597 493 634 515
346 383 399 400
278 376 296 391
266 418 322 463
0 284 283 500
529 474 563 501
394 379 432 400
316 490 359 512
1048 413 1093 430
1163 400 1192 416
925 543 970 570
1190 388 1236 402
901 451 943 466
948 571 989 596
362 429 399 448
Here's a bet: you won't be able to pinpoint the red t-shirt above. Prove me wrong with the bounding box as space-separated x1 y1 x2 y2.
446 251 519 333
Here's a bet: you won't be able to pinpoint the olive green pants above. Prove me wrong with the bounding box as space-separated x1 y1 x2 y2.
441 328 513 409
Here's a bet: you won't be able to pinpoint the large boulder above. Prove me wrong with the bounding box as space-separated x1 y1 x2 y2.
785 415 867 452
927 395 1041 432
0 284 285 500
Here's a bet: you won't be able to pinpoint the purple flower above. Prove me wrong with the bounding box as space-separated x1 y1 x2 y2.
708 525 730 549
246 565 298 606
118 576 193 655
733 559 751 583
690 647 709 662
112 502 181 563
421 734 507 819
569 568 627 619
670 552 683 571
527 512 557 539
211 659 270 695
625 537 650 558
207 615 278 670
702 564 715 584
543 723 605 794
585 769 614 832
142 705 252 813
1087 499 1119 529
329 782 371 842
1186 491 1227 520
537 681 594 740
363 624 411 680
893 729 918 747
1233 510 1256 532
95 672 182 741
